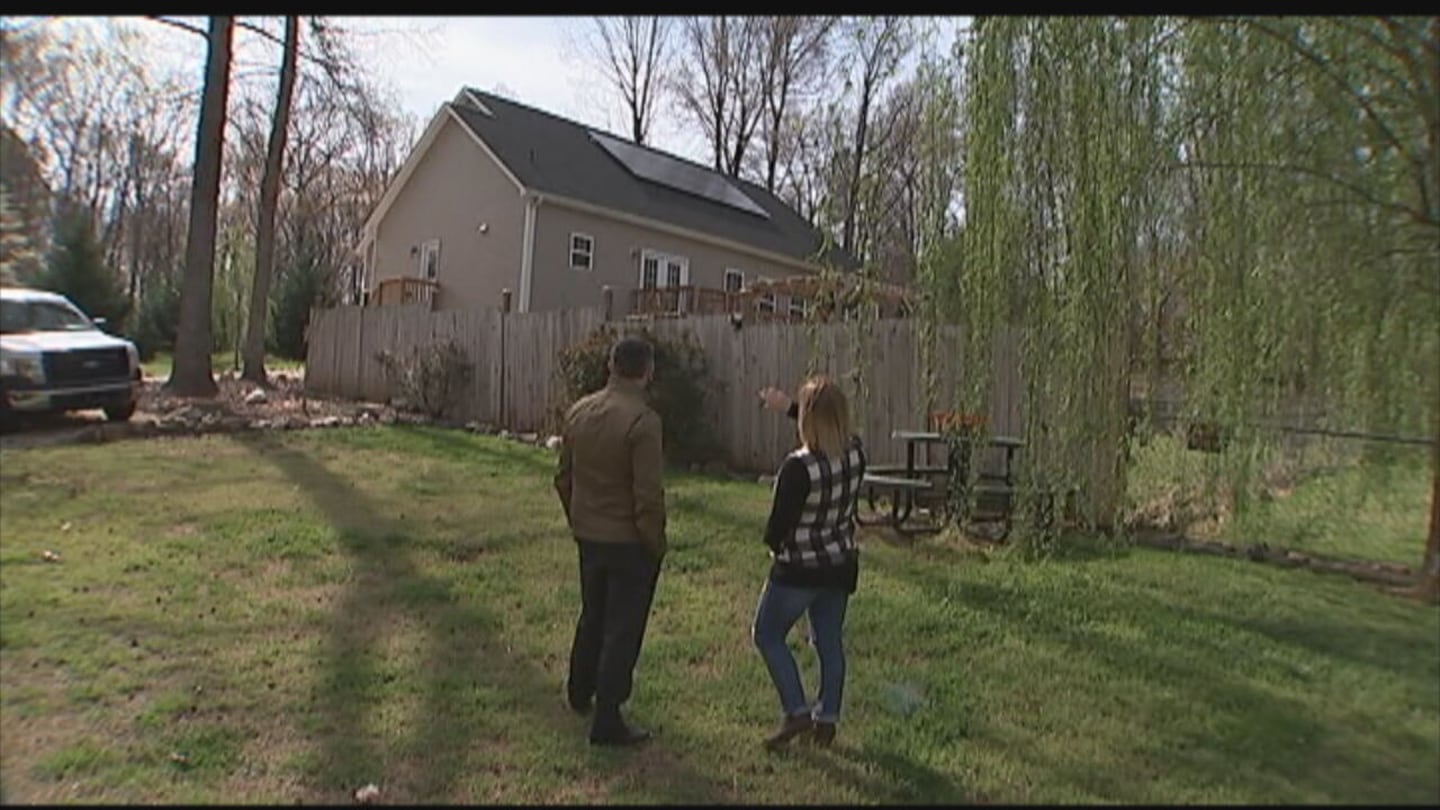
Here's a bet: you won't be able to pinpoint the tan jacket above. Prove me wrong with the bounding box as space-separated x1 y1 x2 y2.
554 377 667 559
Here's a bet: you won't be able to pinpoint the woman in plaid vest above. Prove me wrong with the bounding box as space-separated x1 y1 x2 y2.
754 376 867 749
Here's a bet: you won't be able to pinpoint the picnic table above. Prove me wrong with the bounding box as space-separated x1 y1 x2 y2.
858 429 1026 538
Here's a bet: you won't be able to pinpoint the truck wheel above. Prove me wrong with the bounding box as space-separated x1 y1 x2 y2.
104 398 137 422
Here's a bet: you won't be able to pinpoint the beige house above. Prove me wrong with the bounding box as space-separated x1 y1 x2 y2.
356 88 851 316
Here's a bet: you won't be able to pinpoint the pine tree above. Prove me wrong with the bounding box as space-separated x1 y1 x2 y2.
40 209 130 328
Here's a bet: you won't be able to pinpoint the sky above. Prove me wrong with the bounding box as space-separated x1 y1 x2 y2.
90 16 720 164
17 16 963 167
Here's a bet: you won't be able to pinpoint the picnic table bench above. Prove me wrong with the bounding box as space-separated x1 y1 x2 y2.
859 430 1028 538
855 473 933 531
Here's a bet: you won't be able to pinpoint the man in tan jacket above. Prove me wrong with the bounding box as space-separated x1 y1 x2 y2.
554 335 666 746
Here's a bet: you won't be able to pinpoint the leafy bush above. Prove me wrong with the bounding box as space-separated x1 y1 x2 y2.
556 325 718 465
128 273 181 362
376 340 474 419
0 187 43 286
270 258 333 360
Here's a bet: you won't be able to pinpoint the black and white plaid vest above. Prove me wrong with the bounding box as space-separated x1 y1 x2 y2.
773 439 866 567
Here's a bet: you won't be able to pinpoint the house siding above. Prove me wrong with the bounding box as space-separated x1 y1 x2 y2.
371 116 524 311
528 202 808 313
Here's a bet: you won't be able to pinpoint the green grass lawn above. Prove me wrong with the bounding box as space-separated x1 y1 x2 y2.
140 351 305 380
1 427 1436 804
1224 455 1431 565
1127 432 1431 566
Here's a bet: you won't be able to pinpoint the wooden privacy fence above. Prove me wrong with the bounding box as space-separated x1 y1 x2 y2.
305 305 1023 472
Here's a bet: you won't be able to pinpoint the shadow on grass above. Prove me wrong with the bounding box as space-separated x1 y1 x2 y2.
789 741 980 804
390 424 558 475
1170 606 1440 706
870 552 1438 803
324 423 559 478
235 432 735 804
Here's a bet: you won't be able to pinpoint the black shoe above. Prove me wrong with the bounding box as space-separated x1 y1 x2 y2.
566 692 593 716
810 720 837 747
763 713 814 750
589 721 652 747
564 679 592 716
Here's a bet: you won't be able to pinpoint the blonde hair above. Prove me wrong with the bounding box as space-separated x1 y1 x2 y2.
796 376 851 458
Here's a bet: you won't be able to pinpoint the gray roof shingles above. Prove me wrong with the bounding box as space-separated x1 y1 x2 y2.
451 88 851 269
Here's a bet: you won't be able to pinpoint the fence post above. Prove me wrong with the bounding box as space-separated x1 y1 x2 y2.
303 306 317 392
499 289 510 428
355 306 365 397
602 286 614 321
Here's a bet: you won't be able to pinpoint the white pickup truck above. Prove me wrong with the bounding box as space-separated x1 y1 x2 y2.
0 286 141 431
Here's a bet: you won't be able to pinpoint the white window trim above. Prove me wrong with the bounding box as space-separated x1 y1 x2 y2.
569 232 594 271
755 276 776 313
640 253 660 290
640 249 691 314
789 294 808 317
663 257 690 289
419 239 441 281
723 268 745 294
639 249 690 288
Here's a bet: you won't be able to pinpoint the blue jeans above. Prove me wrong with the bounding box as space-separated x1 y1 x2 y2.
752 578 850 723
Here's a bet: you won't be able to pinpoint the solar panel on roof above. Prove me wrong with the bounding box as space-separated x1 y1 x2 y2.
590 131 770 219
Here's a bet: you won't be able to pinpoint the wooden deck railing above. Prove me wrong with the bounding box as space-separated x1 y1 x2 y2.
629 285 815 322
370 277 439 309
630 286 747 317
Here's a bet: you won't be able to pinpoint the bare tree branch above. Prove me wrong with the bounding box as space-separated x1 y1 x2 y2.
147 15 352 81
1226 18 1418 170
757 16 836 192
1169 159 1435 229
584 17 671 145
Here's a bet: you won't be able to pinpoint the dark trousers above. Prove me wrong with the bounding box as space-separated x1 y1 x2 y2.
567 539 661 732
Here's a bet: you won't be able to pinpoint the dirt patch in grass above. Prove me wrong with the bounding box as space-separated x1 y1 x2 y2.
0 703 100 803
0 648 204 804
165 522 199 538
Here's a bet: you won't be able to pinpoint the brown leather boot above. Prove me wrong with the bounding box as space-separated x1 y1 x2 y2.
810 720 837 747
763 712 814 750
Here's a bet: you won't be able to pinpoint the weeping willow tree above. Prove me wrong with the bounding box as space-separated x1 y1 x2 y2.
936 16 1438 566
1174 16 1440 597
944 17 1165 544
910 51 965 420
1175 18 1437 471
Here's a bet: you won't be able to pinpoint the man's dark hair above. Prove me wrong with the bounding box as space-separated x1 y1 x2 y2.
610 335 654 379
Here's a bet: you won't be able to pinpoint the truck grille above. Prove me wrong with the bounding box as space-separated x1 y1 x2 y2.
42 348 130 384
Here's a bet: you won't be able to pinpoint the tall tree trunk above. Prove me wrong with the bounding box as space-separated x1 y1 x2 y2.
167 15 234 398
843 77 874 258
127 204 141 308
764 110 781 192
242 15 300 385
763 66 794 194
1420 408 1440 603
